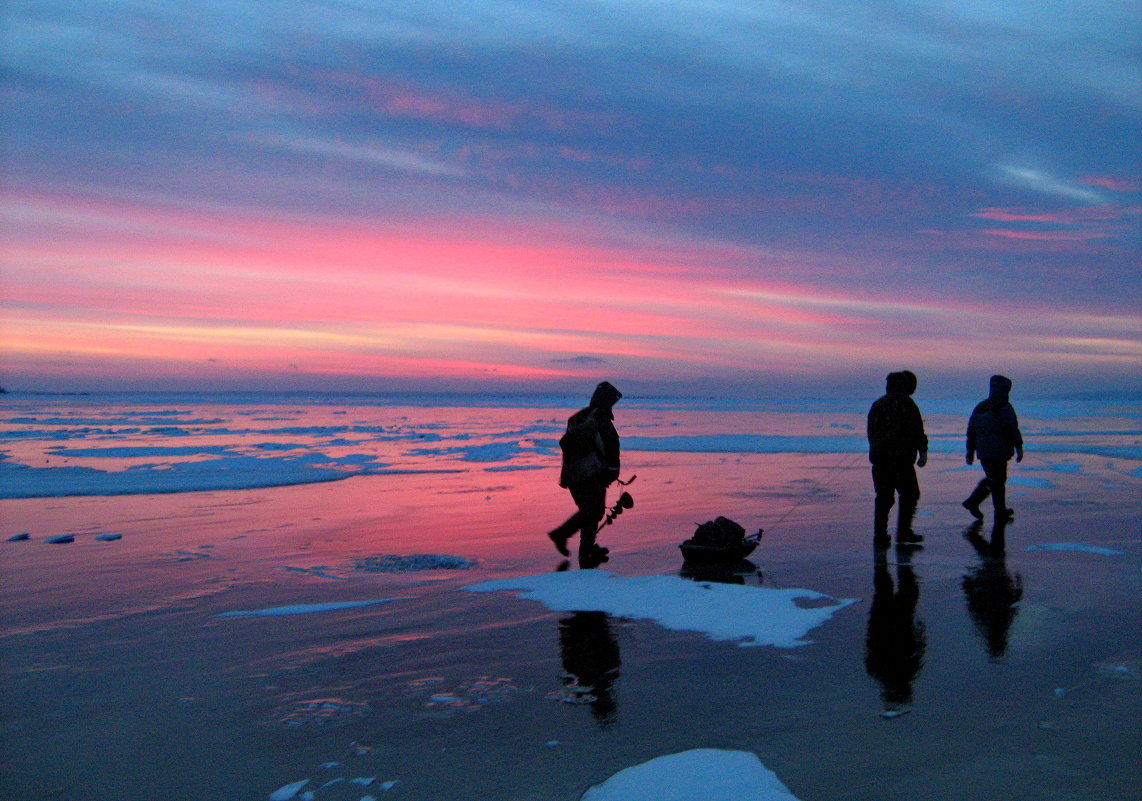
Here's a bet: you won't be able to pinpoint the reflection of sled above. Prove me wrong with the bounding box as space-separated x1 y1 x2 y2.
680 559 760 585
679 530 763 564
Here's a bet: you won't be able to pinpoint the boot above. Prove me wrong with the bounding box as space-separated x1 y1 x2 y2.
962 480 989 520
547 529 570 557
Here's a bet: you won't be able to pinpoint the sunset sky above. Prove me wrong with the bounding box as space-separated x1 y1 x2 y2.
2 0 1139 397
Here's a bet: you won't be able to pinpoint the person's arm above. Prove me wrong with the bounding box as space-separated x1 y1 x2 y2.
599 417 621 481
911 400 928 467
1003 405 1024 462
965 414 976 465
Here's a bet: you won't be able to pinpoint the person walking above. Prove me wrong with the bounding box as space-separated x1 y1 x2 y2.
867 370 928 548
963 375 1024 524
548 381 622 565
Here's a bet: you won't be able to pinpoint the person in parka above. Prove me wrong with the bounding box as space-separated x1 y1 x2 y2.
548 381 622 564
963 375 1024 524
867 370 928 546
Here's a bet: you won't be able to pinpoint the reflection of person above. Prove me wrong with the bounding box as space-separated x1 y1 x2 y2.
558 611 621 726
962 521 1023 661
866 371 928 547
865 550 927 712
548 382 622 565
963 375 1024 525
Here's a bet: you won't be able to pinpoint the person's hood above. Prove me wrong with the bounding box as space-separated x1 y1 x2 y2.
988 374 1012 401
590 381 623 409
885 370 917 396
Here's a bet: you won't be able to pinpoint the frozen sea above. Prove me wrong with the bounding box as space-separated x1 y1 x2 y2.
1 392 1139 800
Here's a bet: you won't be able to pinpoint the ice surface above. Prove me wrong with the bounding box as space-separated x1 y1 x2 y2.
624 433 866 454
0 452 395 499
468 571 854 648
354 554 477 573
218 599 400 617
1026 543 1125 556
1006 475 1053 488
268 779 309 800
580 749 802 801
410 441 551 462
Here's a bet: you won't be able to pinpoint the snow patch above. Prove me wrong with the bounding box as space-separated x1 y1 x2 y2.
268 779 309 800
468 571 854 648
581 749 803 801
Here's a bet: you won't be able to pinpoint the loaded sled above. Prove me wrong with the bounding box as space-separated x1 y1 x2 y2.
679 516 763 564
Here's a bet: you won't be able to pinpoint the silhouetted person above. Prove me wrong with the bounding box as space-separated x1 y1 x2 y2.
558 611 621 726
867 370 928 547
962 520 1023 661
963 375 1024 525
548 381 622 565
865 549 927 712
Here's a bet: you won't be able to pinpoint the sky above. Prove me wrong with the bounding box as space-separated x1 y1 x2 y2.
1 0 1139 398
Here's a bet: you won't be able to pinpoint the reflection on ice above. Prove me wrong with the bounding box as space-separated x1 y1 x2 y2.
218 599 399 617
581 749 802 801
469 571 854 648
1025 543 1125 556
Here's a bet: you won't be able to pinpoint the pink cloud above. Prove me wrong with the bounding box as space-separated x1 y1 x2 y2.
980 228 1111 241
970 206 1120 224
1079 175 1142 192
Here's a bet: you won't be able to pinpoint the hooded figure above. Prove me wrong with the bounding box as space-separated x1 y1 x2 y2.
963 375 1024 524
867 371 929 546
549 382 622 565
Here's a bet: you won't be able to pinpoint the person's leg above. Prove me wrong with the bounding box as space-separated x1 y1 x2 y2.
571 482 607 557
548 490 587 556
896 463 922 542
963 471 991 519
871 464 896 544
981 459 1010 522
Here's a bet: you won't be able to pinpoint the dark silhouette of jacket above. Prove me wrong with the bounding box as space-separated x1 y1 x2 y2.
967 375 1023 462
559 382 621 488
867 371 928 464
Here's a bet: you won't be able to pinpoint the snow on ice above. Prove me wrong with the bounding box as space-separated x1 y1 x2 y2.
219 599 400 618
468 570 854 648
580 749 802 801
1026 543 1125 556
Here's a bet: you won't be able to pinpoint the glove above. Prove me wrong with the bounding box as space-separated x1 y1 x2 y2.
916 451 927 468
1015 447 1024 463
966 452 974 466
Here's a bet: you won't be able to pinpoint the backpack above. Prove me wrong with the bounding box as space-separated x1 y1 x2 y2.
691 516 746 547
559 407 606 486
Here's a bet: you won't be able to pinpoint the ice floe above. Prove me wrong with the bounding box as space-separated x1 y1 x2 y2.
468 571 854 648
1026 543 1125 556
219 599 400 617
580 749 802 801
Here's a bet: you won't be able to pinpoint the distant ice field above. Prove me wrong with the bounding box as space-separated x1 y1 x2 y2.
1 394 1139 499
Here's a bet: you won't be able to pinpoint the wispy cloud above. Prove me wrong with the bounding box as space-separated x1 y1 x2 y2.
996 166 1107 205
256 133 465 177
